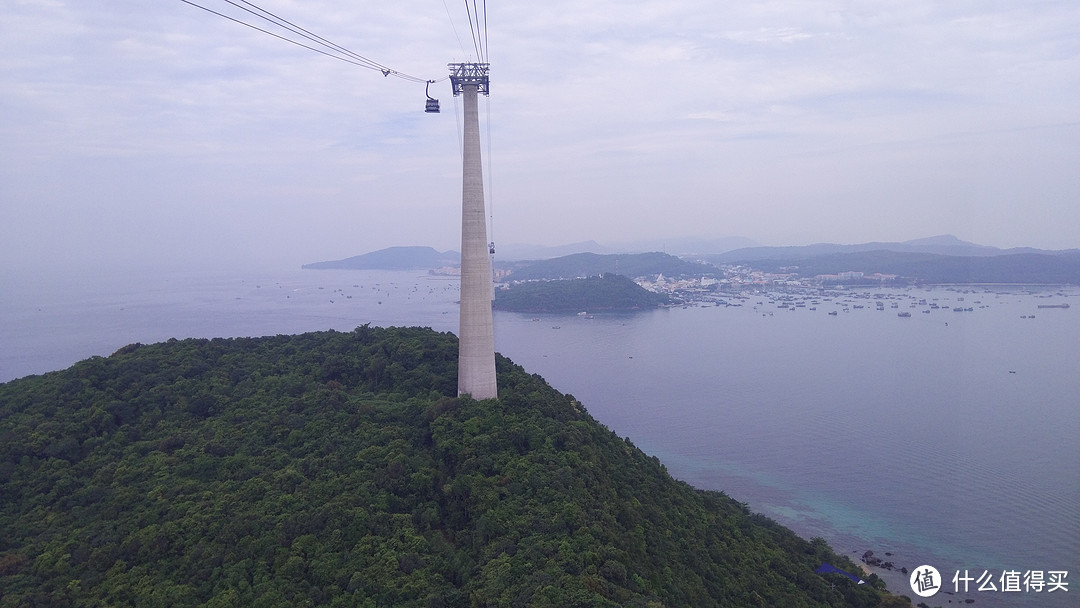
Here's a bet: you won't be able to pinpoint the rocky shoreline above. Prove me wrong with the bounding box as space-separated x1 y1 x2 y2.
859 549 981 605
861 549 908 575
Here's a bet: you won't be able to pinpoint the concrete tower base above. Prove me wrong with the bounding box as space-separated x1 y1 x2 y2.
456 83 497 399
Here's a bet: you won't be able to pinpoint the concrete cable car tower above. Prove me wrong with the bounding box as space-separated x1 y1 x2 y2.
450 62 497 400
182 1 498 398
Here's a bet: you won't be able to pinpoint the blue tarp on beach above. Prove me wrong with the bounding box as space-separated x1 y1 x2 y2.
815 562 866 584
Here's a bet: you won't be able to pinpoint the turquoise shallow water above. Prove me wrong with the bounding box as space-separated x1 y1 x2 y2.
3 268 1077 606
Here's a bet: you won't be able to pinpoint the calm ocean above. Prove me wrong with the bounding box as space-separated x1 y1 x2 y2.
3 267 1077 606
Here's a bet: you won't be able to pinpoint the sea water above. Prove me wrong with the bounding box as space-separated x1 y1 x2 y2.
494 290 1080 607
2 267 1077 606
0 266 460 381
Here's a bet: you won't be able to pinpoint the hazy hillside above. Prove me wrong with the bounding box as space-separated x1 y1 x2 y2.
495 241 616 260
610 235 760 256
490 237 758 260
711 235 1079 263
506 252 718 282
0 327 893 607
303 246 459 270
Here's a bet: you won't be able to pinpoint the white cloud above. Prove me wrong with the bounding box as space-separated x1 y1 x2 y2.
1 0 1078 274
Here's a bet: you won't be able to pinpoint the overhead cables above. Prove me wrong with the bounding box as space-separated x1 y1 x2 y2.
463 0 488 63
179 0 439 84
441 0 468 58
462 0 482 62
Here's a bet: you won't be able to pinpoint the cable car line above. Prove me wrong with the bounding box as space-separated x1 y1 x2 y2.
230 0 393 74
463 0 483 63
179 0 433 83
485 94 494 256
181 0 485 113
482 0 489 64
441 0 469 58
475 0 488 61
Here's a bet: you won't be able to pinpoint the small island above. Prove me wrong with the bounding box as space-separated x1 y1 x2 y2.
494 273 671 313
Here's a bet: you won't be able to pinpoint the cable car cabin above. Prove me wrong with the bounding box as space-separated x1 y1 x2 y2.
424 81 440 113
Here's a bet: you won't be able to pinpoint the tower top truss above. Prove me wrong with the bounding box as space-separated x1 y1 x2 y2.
449 62 490 96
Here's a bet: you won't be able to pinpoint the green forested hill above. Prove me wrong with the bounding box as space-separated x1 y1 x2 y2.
0 327 894 607
494 274 671 313
505 252 717 282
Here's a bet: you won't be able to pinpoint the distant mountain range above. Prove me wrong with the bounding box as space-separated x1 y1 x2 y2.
303 237 1080 284
495 236 760 260
737 250 1080 284
302 246 459 270
704 236 1080 285
708 235 1078 263
494 241 615 260
303 239 761 273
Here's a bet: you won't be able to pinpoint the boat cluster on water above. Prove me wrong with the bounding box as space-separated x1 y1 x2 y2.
646 282 1074 319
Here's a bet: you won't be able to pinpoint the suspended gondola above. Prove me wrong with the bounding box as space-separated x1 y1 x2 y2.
424 80 440 113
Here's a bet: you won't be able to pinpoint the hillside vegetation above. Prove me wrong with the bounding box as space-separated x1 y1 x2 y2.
495 274 671 313
505 252 717 282
1 327 894 607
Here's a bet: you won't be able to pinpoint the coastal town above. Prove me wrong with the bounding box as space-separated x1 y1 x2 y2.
630 265 1073 316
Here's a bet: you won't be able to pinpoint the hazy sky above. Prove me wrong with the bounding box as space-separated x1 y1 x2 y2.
2 0 1078 271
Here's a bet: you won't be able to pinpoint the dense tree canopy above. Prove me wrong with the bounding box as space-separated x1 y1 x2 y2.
505 252 717 282
1 326 899 607
494 274 671 313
